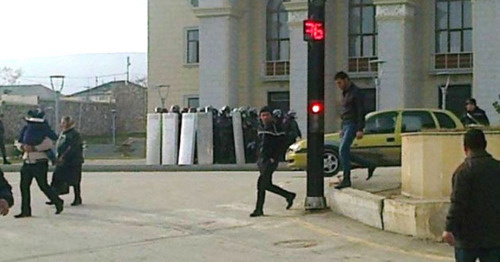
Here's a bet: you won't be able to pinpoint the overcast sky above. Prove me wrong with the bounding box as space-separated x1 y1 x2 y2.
0 0 147 59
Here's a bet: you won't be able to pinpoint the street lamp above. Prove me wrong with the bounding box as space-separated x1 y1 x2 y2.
369 59 386 111
155 84 170 109
111 109 117 145
50 75 65 133
436 71 451 110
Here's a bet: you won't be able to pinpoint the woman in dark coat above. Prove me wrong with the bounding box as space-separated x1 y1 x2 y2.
50 116 84 206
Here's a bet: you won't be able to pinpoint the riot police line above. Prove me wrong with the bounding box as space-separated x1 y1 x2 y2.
146 105 302 165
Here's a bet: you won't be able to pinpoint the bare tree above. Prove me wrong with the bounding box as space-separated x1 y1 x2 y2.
0 67 22 85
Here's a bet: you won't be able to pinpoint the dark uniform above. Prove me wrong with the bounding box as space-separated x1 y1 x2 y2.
250 112 295 217
461 107 490 126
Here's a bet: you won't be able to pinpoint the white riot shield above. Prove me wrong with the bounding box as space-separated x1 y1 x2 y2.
146 113 162 165
162 113 179 165
196 112 213 165
232 111 246 165
178 113 197 165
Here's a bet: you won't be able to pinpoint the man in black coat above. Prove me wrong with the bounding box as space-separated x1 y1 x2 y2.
250 106 296 217
460 98 490 126
0 170 14 216
442 129 500 261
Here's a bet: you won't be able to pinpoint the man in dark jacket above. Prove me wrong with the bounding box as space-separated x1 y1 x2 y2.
442 129 500 262
250 106 296 217
0 170 14 216
334 71 375 189
461 98 490 126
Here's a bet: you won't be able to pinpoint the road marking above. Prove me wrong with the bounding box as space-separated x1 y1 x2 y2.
292 218 454 261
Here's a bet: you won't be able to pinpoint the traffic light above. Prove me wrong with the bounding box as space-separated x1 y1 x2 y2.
309 100 323 114
303 20 325 41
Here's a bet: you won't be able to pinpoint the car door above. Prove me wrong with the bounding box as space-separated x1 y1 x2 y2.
351 111 399 166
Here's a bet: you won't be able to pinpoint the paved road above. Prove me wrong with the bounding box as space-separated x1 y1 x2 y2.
1 170 454 262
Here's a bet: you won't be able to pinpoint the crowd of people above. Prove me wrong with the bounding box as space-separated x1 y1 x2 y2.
154 105 302 164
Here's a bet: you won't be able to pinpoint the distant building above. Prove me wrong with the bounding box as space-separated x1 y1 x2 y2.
0 84 60 101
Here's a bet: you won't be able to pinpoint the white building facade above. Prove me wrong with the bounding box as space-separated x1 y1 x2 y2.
148 0 499 133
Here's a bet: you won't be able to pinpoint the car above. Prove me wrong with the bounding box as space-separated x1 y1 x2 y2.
285 108 464 177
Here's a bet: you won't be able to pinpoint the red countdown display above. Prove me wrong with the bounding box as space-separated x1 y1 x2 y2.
303 19 325 41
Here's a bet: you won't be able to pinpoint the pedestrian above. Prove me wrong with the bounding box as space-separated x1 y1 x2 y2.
18 109 58 165
0 170 13 216
49 116 84 206
0 114 11 165
283 110 302 148
442 129 500 262
460 98 490 126
14 111 63 218
250 106 296 217
334 71 375 189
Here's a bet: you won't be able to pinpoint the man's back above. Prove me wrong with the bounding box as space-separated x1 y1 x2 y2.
448 152 500 248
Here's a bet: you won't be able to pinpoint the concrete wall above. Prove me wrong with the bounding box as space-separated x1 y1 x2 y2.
401 131 500 199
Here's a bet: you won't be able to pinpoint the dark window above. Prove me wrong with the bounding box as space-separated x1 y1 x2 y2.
434 112 457 129
268 91 290 113
190 0 199 7
365 112 398 134
359 88 376 114
438 84 471 117
402 111 437 133
267 0 289 61
435 0 472 54
348 0 377 58
187 29 199 64
187 97 199 108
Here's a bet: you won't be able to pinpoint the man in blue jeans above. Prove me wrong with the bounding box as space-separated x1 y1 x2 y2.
334 71 373 189
442 129 500 262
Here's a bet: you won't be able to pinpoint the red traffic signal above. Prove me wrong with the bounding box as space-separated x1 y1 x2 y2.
309 101 323 114
303 19 325 41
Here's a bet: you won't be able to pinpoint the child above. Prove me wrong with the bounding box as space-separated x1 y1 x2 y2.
18 109 58 164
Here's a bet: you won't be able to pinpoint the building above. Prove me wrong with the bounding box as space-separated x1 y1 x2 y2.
148 0 499 133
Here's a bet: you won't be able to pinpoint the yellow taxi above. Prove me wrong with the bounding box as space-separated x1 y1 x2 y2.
285 108 464 176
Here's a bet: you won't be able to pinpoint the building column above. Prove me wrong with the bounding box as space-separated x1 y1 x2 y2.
472 0 499 124
285 1 308 135
374 0 418 109
194 3 241 109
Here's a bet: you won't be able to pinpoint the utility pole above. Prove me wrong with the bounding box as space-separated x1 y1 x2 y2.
304 0 327 210
126 56 131 84
50 75 65 133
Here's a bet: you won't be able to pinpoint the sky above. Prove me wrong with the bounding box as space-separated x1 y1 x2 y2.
0 0 147 60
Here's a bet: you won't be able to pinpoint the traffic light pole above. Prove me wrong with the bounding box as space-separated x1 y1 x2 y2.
305 0 327 210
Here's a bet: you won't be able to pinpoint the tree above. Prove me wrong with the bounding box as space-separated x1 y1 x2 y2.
0 67 22 85
493 101 500 114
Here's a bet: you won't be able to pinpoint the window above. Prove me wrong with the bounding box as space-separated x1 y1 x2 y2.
365 112 397 134
348 0 377 72
359 88 376 114
186 29 199 64
187 97 199 108
434 0 472 69
266 0 289 61
402 111 437 133
434 112 457 129
190 0 198 7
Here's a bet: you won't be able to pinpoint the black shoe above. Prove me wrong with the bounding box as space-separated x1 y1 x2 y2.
249 210 264 217
3 160 11 165
286 193 296 210
14 213 31 218
55 200 64 215
335 180 352 190
71 199 82 206
45 201 55 205
367 166 376 181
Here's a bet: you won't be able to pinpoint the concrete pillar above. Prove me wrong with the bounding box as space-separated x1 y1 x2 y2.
285 1 308 135
374 0 419 110
194 3 241 109
472 0 500 125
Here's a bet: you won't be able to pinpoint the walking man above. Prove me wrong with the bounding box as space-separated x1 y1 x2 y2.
334 71 373 189
442 129 500 262
250 106 296 217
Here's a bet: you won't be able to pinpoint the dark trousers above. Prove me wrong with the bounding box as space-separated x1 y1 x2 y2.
20 161 61 214
455 247 500 262
254 160 294 212
0 138 7 161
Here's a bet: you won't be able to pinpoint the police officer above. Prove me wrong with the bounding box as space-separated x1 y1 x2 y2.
250 106 296 217
217 106 235 164
461 98 490 126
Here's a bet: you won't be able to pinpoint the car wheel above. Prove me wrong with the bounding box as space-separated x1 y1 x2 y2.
323 149 340 177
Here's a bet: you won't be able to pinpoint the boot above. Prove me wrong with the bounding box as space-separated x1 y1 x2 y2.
3 159 11 165
14 212 31 218
55 200 64 215
366 166 376 181
286 193 296 210
249 210 264 217
335 174 351 189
